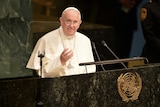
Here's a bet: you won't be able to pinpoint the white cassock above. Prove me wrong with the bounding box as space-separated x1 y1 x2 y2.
26 26 96 78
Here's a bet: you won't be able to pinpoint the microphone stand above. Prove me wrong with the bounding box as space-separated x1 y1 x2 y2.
36 51 45 107
101 40 128 69
92 42 106 71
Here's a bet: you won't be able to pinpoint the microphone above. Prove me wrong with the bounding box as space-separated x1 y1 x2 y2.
92 42 106 71
101 40 128 70
38 51 45 77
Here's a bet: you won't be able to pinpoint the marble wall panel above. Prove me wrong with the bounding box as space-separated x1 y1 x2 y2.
0 0 32 79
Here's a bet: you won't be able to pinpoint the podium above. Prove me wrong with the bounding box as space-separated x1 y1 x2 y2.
0 63 160 107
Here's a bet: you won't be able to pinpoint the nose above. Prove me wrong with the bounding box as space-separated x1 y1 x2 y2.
68 22 75 27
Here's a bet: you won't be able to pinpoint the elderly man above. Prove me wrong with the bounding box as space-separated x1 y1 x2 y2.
26 7 96 78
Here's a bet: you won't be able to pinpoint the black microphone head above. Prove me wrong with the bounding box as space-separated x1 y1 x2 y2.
92 41 96 49
101 40 106 46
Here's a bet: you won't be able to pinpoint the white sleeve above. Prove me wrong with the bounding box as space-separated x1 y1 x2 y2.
26 37 67 78
40 54 67 78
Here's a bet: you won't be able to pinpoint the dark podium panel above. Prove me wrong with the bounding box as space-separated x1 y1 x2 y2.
0 64 160 107
40 64 160 107
0 77 37 107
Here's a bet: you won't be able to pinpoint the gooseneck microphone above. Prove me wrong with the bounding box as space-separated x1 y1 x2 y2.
101 40 128 70
92 42 106 71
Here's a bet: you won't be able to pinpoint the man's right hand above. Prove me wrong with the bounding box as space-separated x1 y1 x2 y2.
60 48 73 66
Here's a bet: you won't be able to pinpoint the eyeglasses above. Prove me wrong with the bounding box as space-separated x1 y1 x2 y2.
63 19 79 26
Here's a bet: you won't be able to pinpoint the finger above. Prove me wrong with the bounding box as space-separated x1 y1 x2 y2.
65 51 73 59
61 48 68 55
63 49 72 57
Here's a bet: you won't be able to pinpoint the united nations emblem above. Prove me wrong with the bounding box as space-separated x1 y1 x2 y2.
117 72 142 102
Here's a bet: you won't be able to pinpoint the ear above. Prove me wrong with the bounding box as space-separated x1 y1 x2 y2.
59 17 62 22
79 20 82 24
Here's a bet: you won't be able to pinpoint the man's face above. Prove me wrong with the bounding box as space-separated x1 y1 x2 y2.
60 9 82 36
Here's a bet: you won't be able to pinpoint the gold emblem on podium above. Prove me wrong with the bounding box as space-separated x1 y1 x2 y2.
117 72 142 102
